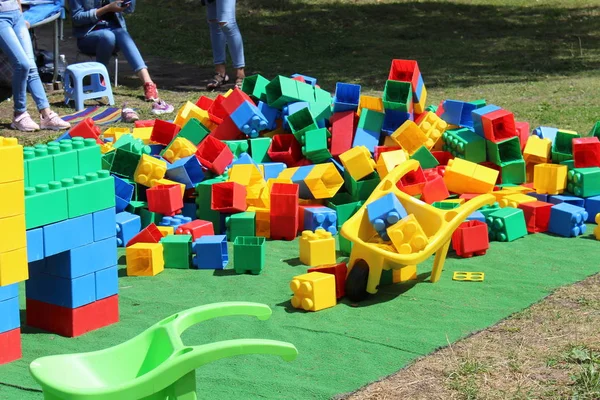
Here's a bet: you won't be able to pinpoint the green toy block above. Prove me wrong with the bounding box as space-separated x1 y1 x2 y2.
24 145 54 187
241 74 270 102
338 234 353 256
72 137 102 175
567 167 600 197
195 178 226 233
101 151 114 171
470 99 487 108
478 202 501 218
589 121 600 139
225 211 255 241
302 128 332 163
110 147 142 178
344 170 381 202
126 200 147 215
25 181 68 230
288 108 318 142
552 130 579 163
499 159 526 185
560 159 575 170
64 170 115 218
249 137 272 163
139 207 163 228
265 75 300 109
410 146 439 169
225 140 249 159
296 81 315 103
432 201 460 210
442 128 486 163
160 234 192 269
486 207 527 242
326 198 362 228
176 118 210 146
424 104 438 113
358 109 385 133
486 136 523 166
233 236 265 275
382 80 412 112
312 87 333 121
47 141 78 181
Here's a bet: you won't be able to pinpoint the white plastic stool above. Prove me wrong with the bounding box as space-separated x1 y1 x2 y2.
63 62 115 111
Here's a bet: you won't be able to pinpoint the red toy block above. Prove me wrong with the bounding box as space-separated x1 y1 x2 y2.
208 95 228 124
176 219 214 240
270 215 297 241
270 183 299 240
397 166 426 196
451 220 489 258
291 76 306 83
374 145 402 162
211 182 247 213
481 109 517 142
210 115 244 141
388 59 421 90
435 100 445 117
297 204 325 233
518 201 552 233
147 184 183 216
459 193 480 202
196 136 234 175
330 111 356 158
431 151 454 166
26 295 119 338
267 134 303 167
0 328 21 365
221 87 254 115
69 118 102 143
127 223 163 247
421 171 449 204
307 262 347 299
195 95 214 111
573 137 600 168
515 121 530 151
150 119 181 146
435 165 446 177
135 120 156 128
295 158 312 167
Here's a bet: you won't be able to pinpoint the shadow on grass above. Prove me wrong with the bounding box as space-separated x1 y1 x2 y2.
126 0 600 92
19 310 50 335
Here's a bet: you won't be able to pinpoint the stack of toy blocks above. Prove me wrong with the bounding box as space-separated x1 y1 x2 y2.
23 137 119 338
0 137 27 364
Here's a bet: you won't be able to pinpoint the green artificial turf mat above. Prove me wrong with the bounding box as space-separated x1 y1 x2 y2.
0 231 599 399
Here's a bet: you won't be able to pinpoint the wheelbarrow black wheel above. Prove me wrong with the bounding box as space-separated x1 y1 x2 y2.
345 260 369 302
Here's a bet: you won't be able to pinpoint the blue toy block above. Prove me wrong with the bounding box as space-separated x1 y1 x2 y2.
471 104 502 137
0 283 17 302
165 156 205 189
0 296 19 333
230 101 268 138
262 162 287 181
116 211 141 247
26 227 44 263
26 271 96 308
466 210 486 223
366 193 408 241
548 195 585 208
353 127 380 153
441 100 477 129
257 101 279 130
95 265 118 301
43 214 94 257
232 152 260 169
290 165 315 199
413 74 425 103
528 192 548 202
548 202 588 237
181 202 198 221
291 74 317 87
93 207 116 241
333 82 360 113
191 235 228 269
584 195 600 223
113 174 134 213
148 144 165 156
159 215 192 230
43 236 118 279
56 131 72 141
532 126 558 143
382 109 411 135
304 207 338 235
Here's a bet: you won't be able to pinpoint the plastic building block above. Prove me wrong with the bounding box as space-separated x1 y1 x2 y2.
165 156 204 190
442 128 486 163
0 137 24 184
432 201 460 210
391 120 433 155
0 328 21 365
547 202 588 237
383 80 412 112
0 295 19 333
242 74 269 101
47 140 78 181
115 211 141 247
64 170 115 219
126 222 161 247
300 128 331 163
157 226 174 237
421 171 450 204
329 111 355 157
0 178 24 219
175 220 213 240
499 193 537 208
290 272 336 311
366 192 408 241
225 139 250 159
279 166 312 199
486 207 527 242
523 135 552 164
26 270 97 309
440 100 477 128
249 137 272 164
43 213 93 257
451 220 489 257
0 213 25 255
388 59 421 94
518 201 552 233
196 136 234 175
332 82 360 113
548 195 585 208
532 126 558 143
126 242 164 276
159 215 192 230
339 146 376 181
24 145 54 187
452 271 484 282
225 211 256 241
133 154 167 187
595 214 600 240
584 195 600 223
26 227 44 263
304 163 344 199
397 166 427 196
352 126 380 153
26 295 118 337
303 207 337 235
230 101 268 138
357 95 384 116
113 175 134 213
307 262 347 299
162 137 196 164
0 246 27 286
191 235 228 269
573 137 600 168
233 236 265 275
69 118 102 143
287 108 318 142
262 163 287 182
160 234 192 269
567 167 600 198
257 101 279 131
410 146 439 170
418 111 447 145
94 265 118 301
486 136 523 166
150 119 180 146
382 109 411 135
533 163 567 195
344 170 381 202
375 149 407 179
267 134 303 167
387 214 428 254
211 181 247 213
265 75 301 109
444 158 499 194
178 118 211 146
92 207 116 242
270 183 299 240
357 108 384 133
109 147 144 178
228 164 266 200
466 211 486 223
551 130 579 163
146 184 183 216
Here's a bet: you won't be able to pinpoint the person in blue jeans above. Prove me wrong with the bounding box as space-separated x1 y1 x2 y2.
69 0 173 116
204 0 245 91
0 0 71 131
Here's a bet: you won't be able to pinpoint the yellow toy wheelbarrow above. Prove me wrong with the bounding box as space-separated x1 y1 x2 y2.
340 160 495 301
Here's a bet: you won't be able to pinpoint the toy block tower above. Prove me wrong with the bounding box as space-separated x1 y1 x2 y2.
0 137 27 365
24 137 119 338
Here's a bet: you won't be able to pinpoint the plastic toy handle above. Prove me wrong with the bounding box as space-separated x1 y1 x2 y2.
364 160 420 205
184 339 299 365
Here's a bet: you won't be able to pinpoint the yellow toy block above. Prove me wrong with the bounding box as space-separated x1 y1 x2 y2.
339 146 376 181
100 142 114 154
383 136 397 147
594 214 600 240
151 178 186 197
250 207 270 238
126 243 164 276
102 127 129 141
533 163 567 195
0 214 26 253
357 95 384 116
491 188 519 203
289 272 336 312
523 136 551 164
387 214 429 255
132 127 153 145
228 164 266 200
223 88 234 97
452 271 485 282
267 177 293 190
413 85 428 114
471 164 499 193
276 167 297 182
162 137 196 163
299 230 336 267
305 163 344 199
376 149 408 179
0 137 23 184
157 226 174 237
508 185 536 194
174 101 202 127
247 185 270 208
188 108 217 131
134 154 167 187
417 111 447 146
0 180 25 219
391 120 434 155
444 158 498 194
0 247 28 286
499 193 537 208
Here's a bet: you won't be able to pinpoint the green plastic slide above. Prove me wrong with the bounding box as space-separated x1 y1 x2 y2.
29 302 299 400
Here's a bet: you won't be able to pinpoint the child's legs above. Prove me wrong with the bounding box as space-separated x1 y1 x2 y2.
110 28 147 74
206 1 226 69
77 29 117 68
215 0 244 69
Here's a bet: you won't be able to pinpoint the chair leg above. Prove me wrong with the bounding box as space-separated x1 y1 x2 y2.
114 57 118 88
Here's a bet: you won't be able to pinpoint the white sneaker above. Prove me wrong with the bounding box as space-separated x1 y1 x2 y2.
11 112 40 132
40 111 71 131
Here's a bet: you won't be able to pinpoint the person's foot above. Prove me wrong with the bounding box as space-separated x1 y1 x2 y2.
151 99 174 115
143 82 159 102
235 76 244 89
206 73 229 91
121 104 139 123
11 112 40 132
40 111 71 131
